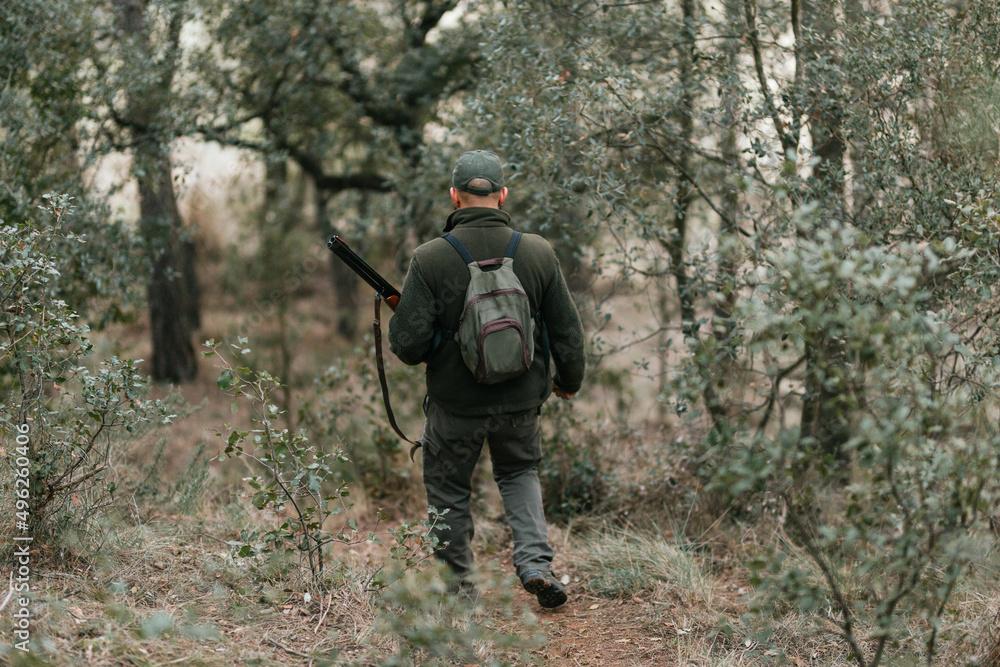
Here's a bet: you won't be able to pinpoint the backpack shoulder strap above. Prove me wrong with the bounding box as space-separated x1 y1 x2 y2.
443 233 476 264
504 231 522 259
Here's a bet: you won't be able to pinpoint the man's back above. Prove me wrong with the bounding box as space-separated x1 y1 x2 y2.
389 206 585 416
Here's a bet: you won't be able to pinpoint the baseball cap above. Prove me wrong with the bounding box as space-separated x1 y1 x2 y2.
451 150 504 195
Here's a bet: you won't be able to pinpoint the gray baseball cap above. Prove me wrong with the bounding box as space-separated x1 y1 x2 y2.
452 150 504 195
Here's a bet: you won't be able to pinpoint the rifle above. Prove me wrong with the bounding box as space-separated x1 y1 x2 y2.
326 235 401 309
326 235 420 458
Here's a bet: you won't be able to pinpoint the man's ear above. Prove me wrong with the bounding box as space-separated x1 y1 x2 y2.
450 187 462 209
498 187 508 208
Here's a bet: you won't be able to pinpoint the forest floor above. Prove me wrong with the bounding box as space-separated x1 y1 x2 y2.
10 508 729 666
1 243 719 664
7 252 999 666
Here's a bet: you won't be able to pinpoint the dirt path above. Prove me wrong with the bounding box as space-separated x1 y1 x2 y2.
521 589 675 666
467 492 680 665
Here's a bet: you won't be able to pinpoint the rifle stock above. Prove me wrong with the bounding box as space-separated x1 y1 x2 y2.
327 235 401 310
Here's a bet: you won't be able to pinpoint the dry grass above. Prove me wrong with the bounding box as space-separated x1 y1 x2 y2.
579 528 716 606
4 440 1000 666
0 486 545 666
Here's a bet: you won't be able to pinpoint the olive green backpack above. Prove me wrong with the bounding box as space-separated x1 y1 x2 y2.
443 231 536 384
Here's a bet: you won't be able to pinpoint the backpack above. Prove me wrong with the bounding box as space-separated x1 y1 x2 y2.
443 231 536 384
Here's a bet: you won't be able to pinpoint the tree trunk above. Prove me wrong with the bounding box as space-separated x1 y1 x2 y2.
705 0 747 427
842 0 869 222
798 0 850 464
666 0 698 342
665 0 729 428
115 0 199 383
180 238 201 330
262 159 297 431
656 253 670 425
139 148 198 382
802 0 846 197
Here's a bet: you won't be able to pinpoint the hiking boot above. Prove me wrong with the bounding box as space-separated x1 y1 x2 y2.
520 570 568 609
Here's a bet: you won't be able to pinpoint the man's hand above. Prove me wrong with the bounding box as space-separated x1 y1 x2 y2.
552 383 576 400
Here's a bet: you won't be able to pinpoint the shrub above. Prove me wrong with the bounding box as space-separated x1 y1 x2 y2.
207 339 446 594
206 338 356 581
538 400 614 521
297 353 418 497
0 195 175 550
700 216 1000 666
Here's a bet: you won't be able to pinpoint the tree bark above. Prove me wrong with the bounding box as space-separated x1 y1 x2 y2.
667 0 698 342
664 0 731 429
262 159 296 431
802 0 846 196
798 0 850 464
704 0 747 427
138 150 197 382
115 0 199 383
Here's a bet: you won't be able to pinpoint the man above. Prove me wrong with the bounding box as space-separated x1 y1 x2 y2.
388 150 586 608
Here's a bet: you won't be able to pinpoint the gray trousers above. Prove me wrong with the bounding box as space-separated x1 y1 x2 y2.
420 400 554 581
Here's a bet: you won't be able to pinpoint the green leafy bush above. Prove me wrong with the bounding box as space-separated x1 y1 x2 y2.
0 195 175 549
207 338 356 581
702 215 1000 666
208 339 447 595
538 400 615 521
297 354 419 496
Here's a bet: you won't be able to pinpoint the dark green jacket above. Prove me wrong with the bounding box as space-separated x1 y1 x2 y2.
388 207 586 416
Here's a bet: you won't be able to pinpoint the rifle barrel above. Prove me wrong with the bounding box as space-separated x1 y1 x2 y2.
327 236 402 307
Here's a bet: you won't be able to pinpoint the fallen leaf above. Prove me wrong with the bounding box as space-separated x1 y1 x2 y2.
589 604 600 610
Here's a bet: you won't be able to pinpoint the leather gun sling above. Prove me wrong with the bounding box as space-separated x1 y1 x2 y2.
373 295 421 461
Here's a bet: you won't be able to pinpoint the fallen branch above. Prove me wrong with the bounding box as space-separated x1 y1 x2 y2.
266 637 311 659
